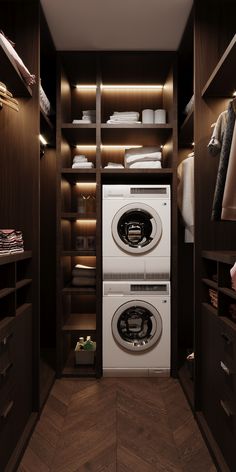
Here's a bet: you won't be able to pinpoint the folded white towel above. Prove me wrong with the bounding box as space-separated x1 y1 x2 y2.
73 155 87 163
72 119 92 124
72 162 94 168
107 120 141 124
83 110 96 115
104 162 124 168
125 153 162 165
129 161 162 169
125 146 160 157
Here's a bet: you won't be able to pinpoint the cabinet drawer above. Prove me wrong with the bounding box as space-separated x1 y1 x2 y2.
0 382 31 470
0 317 14 356
201 305 236 470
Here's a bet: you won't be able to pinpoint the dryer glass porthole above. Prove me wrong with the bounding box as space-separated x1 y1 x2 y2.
112 300 162 351
112 203 162 254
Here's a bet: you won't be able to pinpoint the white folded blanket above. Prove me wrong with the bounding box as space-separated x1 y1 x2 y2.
75 264 96 270
104 162 124 168
107 120 141 124
72 119 92 124
129 161 162 169
125 153 162 166
73 155 87 163
72 162 94 168
125 146 160 157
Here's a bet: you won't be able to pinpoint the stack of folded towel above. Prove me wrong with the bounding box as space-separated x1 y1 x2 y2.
72 110 96 124
124 146 162 168
0 229 24 255
0 81 19 112
72 155 94 169
71 263 96 287
104 162 124 169
107 111 140 124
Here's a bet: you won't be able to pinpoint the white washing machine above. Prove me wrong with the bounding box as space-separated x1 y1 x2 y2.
102 184 171 280
103 280 171 376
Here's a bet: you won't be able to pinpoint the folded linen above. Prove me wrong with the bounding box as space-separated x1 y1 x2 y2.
72 119 92 124
125 146 160 157
128 161 162 169
125 153 162 165
72 162 94 168
73 155 87 163
39 84 52 115
107 120 141 125
104 162 124 168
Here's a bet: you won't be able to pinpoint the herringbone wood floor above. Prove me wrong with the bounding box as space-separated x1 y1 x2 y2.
18 378 216 472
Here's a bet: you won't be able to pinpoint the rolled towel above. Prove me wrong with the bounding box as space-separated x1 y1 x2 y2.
72 119 92 124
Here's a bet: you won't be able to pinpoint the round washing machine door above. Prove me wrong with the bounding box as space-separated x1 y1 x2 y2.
111 203 162 254
112 300 162 352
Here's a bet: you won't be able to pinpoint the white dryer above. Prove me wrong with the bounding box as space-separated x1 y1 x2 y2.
102 184 171 280
103 280 171 376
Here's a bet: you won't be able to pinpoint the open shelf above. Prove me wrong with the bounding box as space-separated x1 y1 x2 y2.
202 278 218 290
0 251 32 266
61 212 96 220
101 123 172 129
202 35 236 97
62 286 96 294
62 313 96 332
15 279 32 290
0 288 15 300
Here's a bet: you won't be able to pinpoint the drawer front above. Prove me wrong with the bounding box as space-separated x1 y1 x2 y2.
219 318 236 402
0 306 32 471
200 307 236 471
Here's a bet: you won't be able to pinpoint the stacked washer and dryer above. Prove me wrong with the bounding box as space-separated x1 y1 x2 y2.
102 184 171 376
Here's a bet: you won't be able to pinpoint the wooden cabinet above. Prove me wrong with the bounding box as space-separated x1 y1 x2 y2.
0 1 56 468
56 51 178 377
199 253 236 472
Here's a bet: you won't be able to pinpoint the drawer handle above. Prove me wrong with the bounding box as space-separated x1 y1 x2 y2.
0 332 13 347
0 362 13 378
1 400 14 420
220 361 231 376
220 332 232 345
220 400 234 418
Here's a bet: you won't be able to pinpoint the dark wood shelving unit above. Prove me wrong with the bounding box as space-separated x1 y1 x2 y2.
57 50 178 379
62 313 96 331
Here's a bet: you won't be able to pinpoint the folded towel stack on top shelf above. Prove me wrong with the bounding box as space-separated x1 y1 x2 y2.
72 110 96 124
71 263 96 287
72 155 94 169
124 146 162 168
0 229 24 255
107 111 140 124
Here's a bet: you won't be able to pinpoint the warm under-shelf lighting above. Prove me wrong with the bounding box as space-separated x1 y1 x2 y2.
39 134 47 146
76 145 97 150
233 91 236 97
76 219 96 223
76 85 97 90
192 142 195 147
101 84 163 90
76 182 97 187
101 144 142 150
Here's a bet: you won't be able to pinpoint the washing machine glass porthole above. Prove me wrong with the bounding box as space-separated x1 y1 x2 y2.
112 300 162 352
112 202 162 254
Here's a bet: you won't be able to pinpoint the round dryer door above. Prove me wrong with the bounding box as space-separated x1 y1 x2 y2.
112 202 162 254
112 300 162 352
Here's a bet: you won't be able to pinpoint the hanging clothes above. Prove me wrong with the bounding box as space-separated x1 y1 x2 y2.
211 100 236 220
221 119 236 220
177 152 194 243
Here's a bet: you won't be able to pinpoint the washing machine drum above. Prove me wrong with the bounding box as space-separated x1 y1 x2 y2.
112 203 162 254
112 300 162 352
